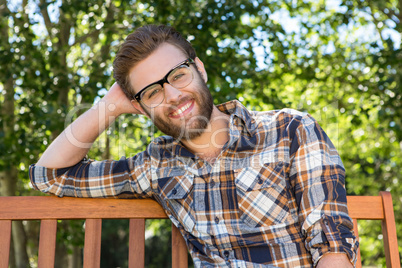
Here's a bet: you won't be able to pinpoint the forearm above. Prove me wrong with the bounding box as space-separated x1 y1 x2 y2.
316 253 353 268
36 82 140 169
36 99 119 168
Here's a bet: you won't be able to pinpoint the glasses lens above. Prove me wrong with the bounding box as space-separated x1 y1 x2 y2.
167 65 193 89
141 84 164 108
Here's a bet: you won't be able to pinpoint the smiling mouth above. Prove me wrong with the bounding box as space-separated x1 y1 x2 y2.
170 100 194 118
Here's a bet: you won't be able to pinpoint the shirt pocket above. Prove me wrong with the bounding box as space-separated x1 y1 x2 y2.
157 174 196 232
235 161 289 228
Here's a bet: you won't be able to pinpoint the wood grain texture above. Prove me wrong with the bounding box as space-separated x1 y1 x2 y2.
347 195 383 219
0 193 399 268
0 196 167 220
83 219 102 268
0 220 12 268
380 191 400 268
129 219 145 268
172 224 188 268
38 220 57 267
348 192 401 268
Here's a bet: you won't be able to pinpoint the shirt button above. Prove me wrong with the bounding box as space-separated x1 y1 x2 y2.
172 189 177 195
215 217 219 224
323 219 329 225
257 178 263 184
210 180 215 187
223 250 230 259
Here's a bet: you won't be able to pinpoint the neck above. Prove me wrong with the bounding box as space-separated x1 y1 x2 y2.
181 106 230 163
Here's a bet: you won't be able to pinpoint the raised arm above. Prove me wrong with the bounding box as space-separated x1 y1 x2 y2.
36 83 139 168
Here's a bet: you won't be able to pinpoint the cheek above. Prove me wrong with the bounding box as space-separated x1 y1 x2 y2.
145 106 168 120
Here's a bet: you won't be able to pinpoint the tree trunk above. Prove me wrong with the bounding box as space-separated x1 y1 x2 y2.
0 168 19 268
0 169 17 196
0 2 30 264
55 239 70 268
0 75 30 268
67 246 82 268
12 222 30 268
102 135 111 159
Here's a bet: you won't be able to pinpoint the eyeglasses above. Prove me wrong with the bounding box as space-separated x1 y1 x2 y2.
134 58 195 108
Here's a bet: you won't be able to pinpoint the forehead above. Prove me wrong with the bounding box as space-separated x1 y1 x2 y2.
129 43 187 94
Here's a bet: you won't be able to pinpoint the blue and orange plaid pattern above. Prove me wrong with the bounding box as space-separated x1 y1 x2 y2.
30 100 358 267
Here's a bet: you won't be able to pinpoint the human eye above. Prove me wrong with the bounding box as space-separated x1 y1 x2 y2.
143 85 162 100
169 66 188 82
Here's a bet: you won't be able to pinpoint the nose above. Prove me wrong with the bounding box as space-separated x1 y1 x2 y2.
164 83 182 104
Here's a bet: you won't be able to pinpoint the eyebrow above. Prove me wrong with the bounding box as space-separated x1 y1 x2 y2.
144 59 188 87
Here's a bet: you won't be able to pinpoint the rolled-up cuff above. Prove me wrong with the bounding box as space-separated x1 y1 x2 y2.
308 215 359 267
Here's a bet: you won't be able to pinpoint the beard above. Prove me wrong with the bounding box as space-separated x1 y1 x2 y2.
144 76 214 141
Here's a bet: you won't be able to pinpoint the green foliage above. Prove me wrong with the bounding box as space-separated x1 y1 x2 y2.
1 0 401 266
100 219 130 267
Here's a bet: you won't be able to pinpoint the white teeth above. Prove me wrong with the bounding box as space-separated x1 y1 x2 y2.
172 102 192 116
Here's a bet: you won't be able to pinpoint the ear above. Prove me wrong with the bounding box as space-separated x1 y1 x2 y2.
130 99 149 117
194 57 208 83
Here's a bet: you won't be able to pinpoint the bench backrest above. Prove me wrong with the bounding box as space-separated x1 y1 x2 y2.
0 191 400 267
348 191 400 268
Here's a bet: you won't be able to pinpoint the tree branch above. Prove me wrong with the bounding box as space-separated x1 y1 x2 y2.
72 29 100 46
0 0 11 15
383 8 398 23
99 1 116 57
366 0 401 33
72 2 117 48
0 2 15 133
366 1 387 48
39 0 54 39
58 6 71 47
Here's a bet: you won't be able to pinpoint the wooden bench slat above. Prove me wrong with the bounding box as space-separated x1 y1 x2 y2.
129 219 145 268
83 219 102 268
347 192 401 268
172 224 188 268
0 196 167 220
347 196 384 219
380 191 400 268
0 220 12 268
0 192 399 267
38 219 57 267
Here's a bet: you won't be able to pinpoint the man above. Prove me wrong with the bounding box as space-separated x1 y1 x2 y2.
30 25 358 267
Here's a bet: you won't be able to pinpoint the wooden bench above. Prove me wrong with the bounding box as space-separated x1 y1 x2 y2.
0 191 400 267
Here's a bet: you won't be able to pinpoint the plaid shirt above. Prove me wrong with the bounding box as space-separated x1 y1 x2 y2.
30 100 358 267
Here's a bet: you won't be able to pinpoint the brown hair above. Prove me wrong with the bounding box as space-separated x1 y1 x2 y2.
113 25 197 99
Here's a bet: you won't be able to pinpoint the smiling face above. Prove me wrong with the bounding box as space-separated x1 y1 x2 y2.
129 43 214 140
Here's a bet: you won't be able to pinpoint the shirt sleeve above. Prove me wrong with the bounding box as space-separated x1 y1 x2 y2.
288 113 359 267
29 151 153 199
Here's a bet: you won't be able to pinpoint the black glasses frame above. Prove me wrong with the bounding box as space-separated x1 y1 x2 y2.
134 58 195 102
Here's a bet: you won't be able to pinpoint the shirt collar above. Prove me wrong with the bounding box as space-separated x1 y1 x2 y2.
150 100 256 159
216 100 256 136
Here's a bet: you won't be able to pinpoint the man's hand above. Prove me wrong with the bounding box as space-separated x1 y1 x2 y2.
316 253 353 268
102 82 141 116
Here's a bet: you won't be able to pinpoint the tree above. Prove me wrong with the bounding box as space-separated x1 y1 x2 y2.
1 0 400 266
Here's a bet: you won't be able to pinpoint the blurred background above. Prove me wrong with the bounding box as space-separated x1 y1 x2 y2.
0 0 401 267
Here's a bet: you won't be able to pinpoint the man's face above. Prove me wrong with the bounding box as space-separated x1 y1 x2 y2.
129 43 213 140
